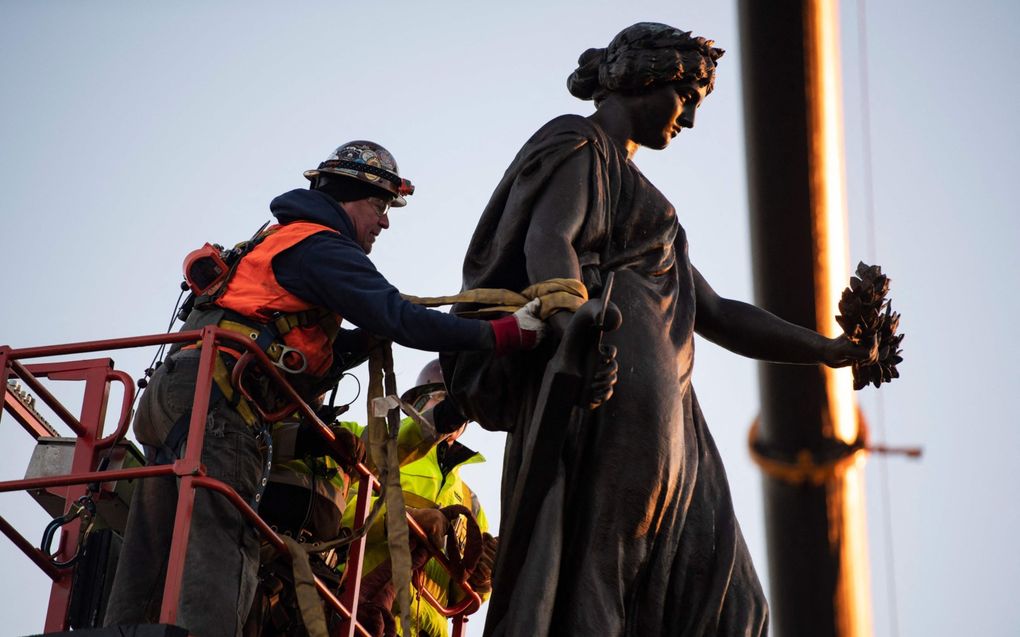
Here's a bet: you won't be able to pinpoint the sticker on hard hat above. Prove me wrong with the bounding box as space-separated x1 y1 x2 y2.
338 146 384 182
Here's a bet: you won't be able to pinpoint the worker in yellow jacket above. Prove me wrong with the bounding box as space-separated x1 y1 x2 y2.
247 391 449 636
341 360 495 637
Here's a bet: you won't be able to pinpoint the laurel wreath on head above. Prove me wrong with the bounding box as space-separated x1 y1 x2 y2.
836 262 905 390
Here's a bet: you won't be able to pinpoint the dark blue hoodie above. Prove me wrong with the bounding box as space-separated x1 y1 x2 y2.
268 188 492 352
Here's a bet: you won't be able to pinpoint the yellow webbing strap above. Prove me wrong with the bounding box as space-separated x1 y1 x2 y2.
402 277 588 320
217 319 286 364
209 347 259 427
367 343 413 637
401 492 438 510
183 332 258 428
280 535 329 637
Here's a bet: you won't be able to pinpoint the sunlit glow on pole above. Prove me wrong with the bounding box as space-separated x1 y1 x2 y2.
805 0 874 634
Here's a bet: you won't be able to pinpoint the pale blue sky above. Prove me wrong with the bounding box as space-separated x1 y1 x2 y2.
1 2 1017 635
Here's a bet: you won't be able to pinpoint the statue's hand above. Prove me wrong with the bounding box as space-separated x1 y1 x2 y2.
589 344 619 409
824 334 878 368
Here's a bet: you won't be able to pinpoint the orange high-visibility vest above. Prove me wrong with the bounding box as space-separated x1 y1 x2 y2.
216 221 342 376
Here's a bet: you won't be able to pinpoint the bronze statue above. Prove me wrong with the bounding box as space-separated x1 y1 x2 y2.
444 22 877 636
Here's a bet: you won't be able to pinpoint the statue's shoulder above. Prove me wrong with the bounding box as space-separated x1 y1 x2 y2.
526 114 603 146
509 115 608 172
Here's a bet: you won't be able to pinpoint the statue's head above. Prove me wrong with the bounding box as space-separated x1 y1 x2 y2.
568 23 724 150
568 23 724 104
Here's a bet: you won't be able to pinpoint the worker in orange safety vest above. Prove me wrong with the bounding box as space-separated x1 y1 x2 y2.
104 141 546 637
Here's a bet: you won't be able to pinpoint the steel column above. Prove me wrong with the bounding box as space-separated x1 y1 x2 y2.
738 0 873 635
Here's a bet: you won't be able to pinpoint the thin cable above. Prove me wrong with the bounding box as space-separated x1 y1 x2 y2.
131 286 187 413
855 1 900 635
339 373 362 411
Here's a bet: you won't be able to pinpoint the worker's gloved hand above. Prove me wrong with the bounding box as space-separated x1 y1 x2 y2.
407 507 450 551
490 298 545 356
332 426 366 470
467 532 498 596
295 423 366 471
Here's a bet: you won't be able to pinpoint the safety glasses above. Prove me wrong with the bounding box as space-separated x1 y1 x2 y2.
367 197 390 218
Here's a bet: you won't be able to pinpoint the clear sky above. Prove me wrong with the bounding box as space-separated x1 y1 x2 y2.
1 2 1017 636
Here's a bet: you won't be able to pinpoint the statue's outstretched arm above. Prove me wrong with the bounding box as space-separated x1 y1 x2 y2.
692 266 876 367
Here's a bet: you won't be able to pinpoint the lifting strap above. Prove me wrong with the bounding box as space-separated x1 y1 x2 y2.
280 535 330 637
367 341 415 637
402 277 588 320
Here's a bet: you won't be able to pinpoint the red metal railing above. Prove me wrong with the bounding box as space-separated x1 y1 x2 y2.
0 327 482 636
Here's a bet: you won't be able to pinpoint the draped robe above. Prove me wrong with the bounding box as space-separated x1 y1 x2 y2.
444 115 768 636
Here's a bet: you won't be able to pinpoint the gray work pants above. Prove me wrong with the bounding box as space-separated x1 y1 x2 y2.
104 350 263 637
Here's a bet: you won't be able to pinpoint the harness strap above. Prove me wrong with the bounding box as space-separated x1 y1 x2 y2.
153 410 193 466
194 223 279 308
216 315 309 375
212 351 259 427
401 492 438 510
150 361 258 466
271 308 333 336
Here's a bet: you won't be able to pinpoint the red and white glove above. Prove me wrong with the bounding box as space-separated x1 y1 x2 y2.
490 298 545 356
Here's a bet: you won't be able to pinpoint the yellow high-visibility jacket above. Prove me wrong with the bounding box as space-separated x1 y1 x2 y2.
341 421 489 637
269 415 438 540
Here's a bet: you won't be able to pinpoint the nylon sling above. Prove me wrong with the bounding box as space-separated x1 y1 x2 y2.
401 277 588 320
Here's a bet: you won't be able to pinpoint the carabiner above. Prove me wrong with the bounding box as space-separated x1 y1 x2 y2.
40 494 96 569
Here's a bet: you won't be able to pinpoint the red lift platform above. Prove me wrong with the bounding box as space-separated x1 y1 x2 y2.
0 327 481 637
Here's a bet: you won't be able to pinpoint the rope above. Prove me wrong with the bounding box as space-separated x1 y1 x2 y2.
747 419 868 486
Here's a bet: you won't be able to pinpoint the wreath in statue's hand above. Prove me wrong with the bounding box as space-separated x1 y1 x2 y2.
836 262 904 390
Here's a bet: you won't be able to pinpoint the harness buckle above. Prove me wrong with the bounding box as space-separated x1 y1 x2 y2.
273 345 308 374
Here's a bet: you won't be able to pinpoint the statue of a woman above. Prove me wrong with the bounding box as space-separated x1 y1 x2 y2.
445 22 874 636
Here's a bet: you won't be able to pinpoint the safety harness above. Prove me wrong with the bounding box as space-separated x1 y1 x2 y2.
176 222 344 427
152 223 345 514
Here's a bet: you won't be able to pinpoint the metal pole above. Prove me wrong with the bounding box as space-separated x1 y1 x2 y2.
738 1 873 635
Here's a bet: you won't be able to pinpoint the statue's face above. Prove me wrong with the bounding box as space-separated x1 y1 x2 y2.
629 80 709 150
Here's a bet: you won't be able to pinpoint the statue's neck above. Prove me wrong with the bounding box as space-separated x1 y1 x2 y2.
588 105 640 160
